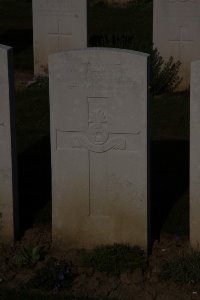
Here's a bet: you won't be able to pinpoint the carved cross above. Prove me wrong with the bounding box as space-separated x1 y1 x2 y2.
56 98 140 216
170 26 193 59
48 20 72 52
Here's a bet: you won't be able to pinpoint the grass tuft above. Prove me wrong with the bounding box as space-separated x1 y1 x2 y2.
14 245 43 267
27 258 76 291
82 243 147 276
161 251 200 284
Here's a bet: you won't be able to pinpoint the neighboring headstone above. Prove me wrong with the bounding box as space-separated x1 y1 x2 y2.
153 0 200 90
190 60 200 249
0 45 18 243
32 0 87 76
49 48 150 250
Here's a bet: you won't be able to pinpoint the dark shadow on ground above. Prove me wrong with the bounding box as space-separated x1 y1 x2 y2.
18 137 51 236
151 140 189 242
0 29 33 53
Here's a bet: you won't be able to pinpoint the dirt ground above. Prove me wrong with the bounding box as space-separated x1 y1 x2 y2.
14 70 35 91
0 223 199 300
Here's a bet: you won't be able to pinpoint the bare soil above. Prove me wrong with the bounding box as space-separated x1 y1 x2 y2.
14 70 35 91
0 224 199 300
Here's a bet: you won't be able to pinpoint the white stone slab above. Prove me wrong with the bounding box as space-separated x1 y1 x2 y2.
49 48 150 250
190 60 200 249
153 0 200 90
32 0 87 76
0 45 18 243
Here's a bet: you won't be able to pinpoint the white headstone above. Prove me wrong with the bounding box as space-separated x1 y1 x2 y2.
153 0 200 90
32 0 87 76
190 60 200 249
49 48 150 250
0 45 18 243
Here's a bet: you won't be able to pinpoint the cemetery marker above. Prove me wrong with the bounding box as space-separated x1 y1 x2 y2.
0 45 18 243
49 48 150 251
153 0 200 90
190 60 200 249
32 0 87 76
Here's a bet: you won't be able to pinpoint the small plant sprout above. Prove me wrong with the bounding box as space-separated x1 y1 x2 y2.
161 251 200 284
15 245 43 267
27 258 76 291
82 243 147 276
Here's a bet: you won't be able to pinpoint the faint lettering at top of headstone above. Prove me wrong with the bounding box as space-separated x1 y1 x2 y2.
37 0 76 17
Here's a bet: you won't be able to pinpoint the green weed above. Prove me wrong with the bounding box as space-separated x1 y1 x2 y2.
27 258 76 292
161 251 200 284
14 245 42 267
82 243 147 276
151 47 182 95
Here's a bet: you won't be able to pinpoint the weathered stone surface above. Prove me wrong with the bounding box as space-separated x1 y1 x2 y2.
0 45 18 243
190 60 200 249
49 48 150 250
153 0 200 90
89 0 131 6
32 0 87 76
